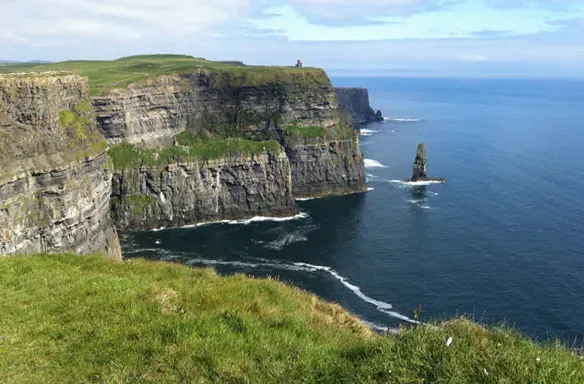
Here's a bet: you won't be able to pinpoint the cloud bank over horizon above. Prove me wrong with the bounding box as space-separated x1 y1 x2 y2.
2 0 583 77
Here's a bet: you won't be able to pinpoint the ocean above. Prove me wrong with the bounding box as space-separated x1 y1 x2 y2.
121 77 584 343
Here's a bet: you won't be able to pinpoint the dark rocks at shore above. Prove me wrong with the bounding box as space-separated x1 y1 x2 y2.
411 143 447 183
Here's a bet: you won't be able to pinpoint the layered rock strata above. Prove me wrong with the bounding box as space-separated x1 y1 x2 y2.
95 69 368 205
93 70 339 147
111 150 298 230
0 73 121 259
282 132 367 198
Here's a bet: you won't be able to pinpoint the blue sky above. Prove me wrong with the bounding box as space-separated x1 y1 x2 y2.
2 0 583 77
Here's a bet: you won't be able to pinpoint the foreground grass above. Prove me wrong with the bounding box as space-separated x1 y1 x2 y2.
0 255 582 383
0 54 329 95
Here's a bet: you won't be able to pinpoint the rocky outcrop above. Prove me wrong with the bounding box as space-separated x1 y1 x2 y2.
93 69 338 147
335 88 383 125
411 143 446 183
0 73 121 259
111 150 297 230
282 133 367 198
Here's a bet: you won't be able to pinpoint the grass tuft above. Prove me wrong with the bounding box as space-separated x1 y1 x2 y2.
0 254 582 383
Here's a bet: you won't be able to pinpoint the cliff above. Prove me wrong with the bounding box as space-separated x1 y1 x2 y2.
282 130 367 198
92 68 337 147
87 57 367 214
109 140 298 230
336 87 383 124
0 56 368 233
0 73 121 259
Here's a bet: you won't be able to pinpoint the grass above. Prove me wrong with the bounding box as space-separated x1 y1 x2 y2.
58 100 108 157
0 254 582 383
108 132 284 169
0 54 330 95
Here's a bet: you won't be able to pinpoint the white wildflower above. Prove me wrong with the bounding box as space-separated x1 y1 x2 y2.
536 357 541 362
484 368 489 375
446 337 453 347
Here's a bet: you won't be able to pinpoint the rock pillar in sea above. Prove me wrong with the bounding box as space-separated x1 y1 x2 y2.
410 143 447 183
411 143 429 181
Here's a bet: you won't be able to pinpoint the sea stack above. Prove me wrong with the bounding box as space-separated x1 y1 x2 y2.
411 143 447 183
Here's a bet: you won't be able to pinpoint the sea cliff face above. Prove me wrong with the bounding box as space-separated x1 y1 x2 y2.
110 149 298 230
282 132 367 198
95 68 367 209
335 87 382 124
0 58 369 239
0 73 121 259
93 69 338 147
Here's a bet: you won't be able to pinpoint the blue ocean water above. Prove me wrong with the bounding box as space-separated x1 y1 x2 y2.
122 77 584 343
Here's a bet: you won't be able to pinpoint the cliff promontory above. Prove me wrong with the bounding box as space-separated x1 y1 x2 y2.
0 73 121 258
336 87 383 124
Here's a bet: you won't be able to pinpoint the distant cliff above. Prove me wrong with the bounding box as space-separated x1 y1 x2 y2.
0 73 121 258
335 87 383 125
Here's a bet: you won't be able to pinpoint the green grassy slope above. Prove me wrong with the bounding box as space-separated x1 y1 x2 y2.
0 254 582 383
108 132 284 169
0 54 329 95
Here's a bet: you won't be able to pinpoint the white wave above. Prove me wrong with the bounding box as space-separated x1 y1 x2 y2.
295 197 316 202
364 159 387 169
155 239 162 245
390 179 444 187
407 199 427 204
361 133 372 137
367 187 375 192
385 118 421 122
420 205 432 210
231 212 309 225
181 212 309 229
360 129 379 134
152 227 167 232
127 249 421 325
294 262 393 310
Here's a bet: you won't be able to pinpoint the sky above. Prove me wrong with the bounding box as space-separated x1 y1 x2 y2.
2 0 584 77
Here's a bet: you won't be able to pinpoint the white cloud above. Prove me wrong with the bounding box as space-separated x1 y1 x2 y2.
286 0 458 19
0 0 251 46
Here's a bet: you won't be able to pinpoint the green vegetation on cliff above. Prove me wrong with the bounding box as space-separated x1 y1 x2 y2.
0 54 330 95
108 132 284 169
59 100 108 157
0 255 581 383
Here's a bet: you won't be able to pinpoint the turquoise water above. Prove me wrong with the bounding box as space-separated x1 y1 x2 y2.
122 77 584 343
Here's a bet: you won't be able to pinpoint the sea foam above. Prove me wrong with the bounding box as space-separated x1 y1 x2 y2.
364 159 387 168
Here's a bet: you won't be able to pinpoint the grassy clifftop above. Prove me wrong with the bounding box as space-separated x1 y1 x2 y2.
0 54 330 95
0 254 582 383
